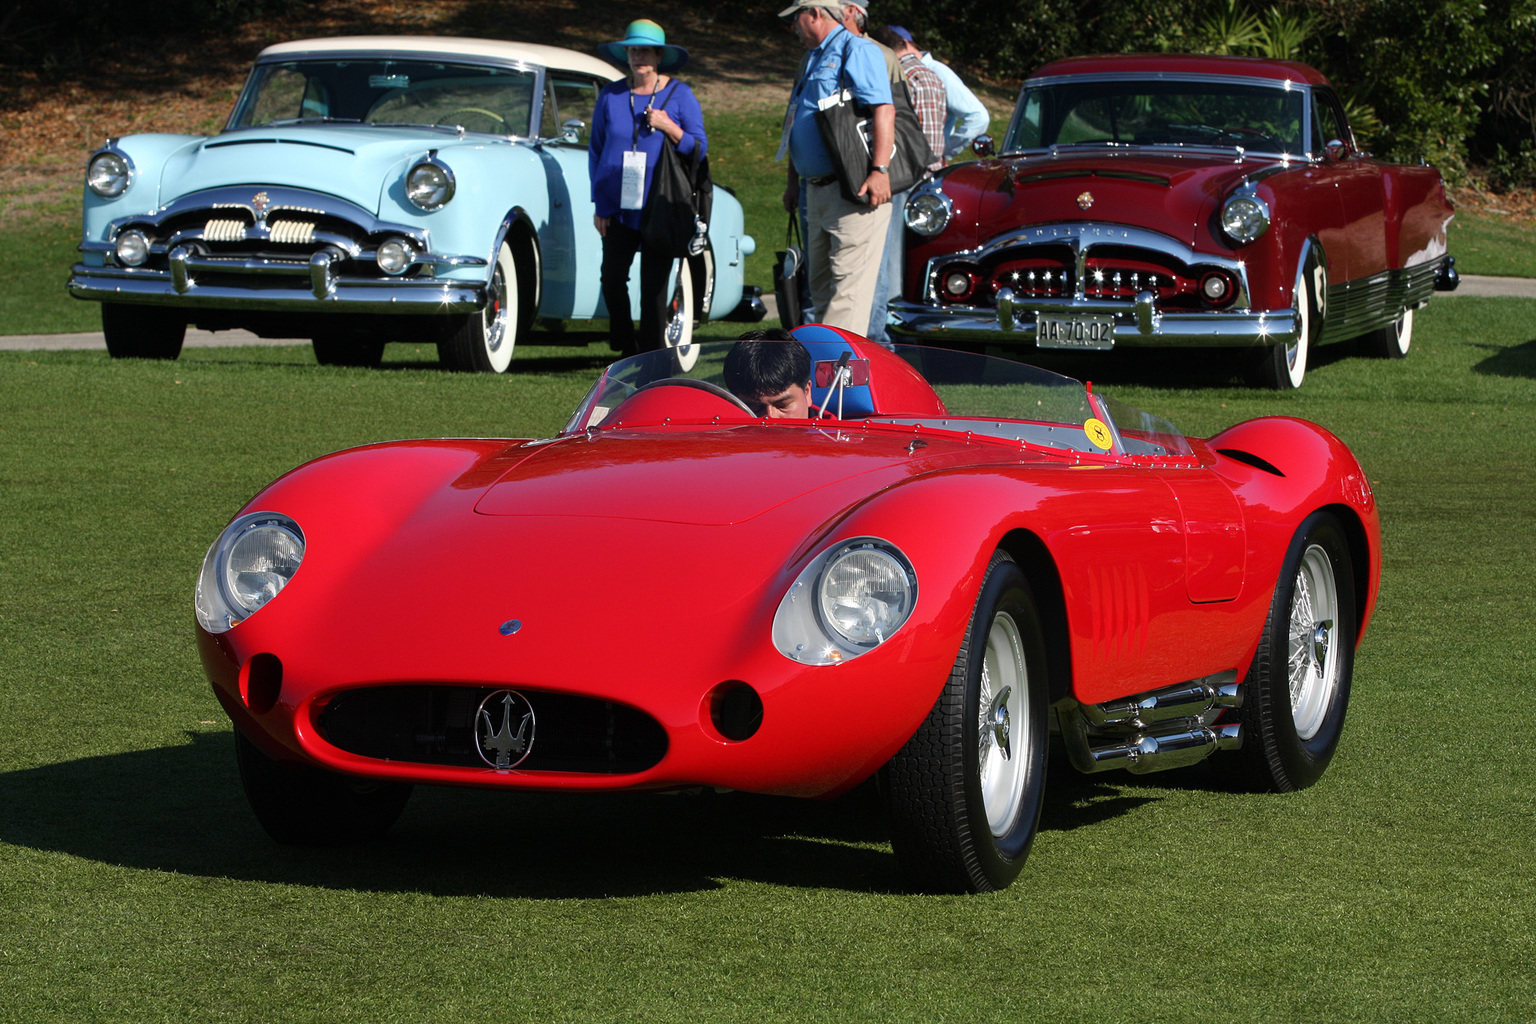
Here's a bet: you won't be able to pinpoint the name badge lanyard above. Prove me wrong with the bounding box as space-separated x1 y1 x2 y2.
619 86 661 211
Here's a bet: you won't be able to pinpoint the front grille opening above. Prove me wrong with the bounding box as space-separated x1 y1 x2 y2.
316 685 668 774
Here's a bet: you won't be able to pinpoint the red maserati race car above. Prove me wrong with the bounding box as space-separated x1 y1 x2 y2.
196 327 1380 892
892 54 1459 389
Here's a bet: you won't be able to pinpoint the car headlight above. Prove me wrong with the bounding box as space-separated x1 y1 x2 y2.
406 157 455 211
87 150 132 198
905 188 953 236
194 512 305 633
114 229 151 266
1221 193 1270 244
772 538 917 665
376 236 415 274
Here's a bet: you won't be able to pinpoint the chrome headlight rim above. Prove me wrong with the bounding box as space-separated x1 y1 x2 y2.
194 511 305 634
904 186 953 236
771 536 918 665
86 147 134 199
1221 193 1271 244
405 155 456 211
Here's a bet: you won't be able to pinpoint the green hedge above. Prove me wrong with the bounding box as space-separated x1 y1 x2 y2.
873 0 1536 186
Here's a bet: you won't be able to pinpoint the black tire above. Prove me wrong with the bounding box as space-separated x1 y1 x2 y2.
1250 245 1324 390
102 302 186 360
1359 307 1413 359
1231 511 1357 792
883 551 1049 893
235 731 411 845
438 240 520 372
311 329 385 367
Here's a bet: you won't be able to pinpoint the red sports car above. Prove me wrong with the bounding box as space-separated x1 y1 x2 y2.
892 54 1459 388
196 328 1379 892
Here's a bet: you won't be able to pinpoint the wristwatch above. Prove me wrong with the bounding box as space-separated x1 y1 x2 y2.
872 164 890 173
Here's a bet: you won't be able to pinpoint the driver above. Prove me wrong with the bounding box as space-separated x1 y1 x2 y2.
723 329 815 418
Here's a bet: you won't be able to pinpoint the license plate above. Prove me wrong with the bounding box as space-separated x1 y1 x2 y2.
1036 313 1115 350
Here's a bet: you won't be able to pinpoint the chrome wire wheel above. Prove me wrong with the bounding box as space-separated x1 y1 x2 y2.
978 611 1029 836
1287 543 1340 741
1232 511 1357 792
882 551 1048 893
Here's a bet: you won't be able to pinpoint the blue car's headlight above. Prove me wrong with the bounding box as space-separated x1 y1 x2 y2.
773 538 917 664
86 149 133 198
406 156 455 211
195 512 305 633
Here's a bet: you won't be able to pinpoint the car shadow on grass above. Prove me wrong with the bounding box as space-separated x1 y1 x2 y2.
1471 337 1536 378
0 732 1164 898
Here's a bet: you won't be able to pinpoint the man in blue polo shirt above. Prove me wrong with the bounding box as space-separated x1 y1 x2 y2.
777 0 894 335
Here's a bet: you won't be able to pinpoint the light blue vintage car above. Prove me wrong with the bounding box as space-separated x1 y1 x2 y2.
69 36 758 371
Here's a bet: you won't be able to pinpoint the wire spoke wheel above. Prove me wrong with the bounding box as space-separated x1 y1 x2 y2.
883 551 1048 893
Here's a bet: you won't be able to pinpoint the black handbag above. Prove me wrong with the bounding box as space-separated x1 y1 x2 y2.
641 86 713 258
813 39 932 205
773 213 808 329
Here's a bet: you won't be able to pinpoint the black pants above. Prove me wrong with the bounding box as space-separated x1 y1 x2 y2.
600 220 675 356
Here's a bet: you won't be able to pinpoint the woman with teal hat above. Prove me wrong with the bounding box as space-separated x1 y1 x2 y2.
590 19 708 356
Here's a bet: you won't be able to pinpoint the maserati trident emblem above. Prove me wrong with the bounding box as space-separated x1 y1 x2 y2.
1077 191 1094 210
475 690 535 769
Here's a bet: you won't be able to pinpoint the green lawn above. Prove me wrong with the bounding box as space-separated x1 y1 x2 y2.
2 297 1533 1022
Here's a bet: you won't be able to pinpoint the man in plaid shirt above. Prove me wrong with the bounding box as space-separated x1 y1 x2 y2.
874 26 947 170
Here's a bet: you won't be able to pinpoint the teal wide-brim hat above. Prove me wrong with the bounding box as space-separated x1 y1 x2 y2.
598 19 690 74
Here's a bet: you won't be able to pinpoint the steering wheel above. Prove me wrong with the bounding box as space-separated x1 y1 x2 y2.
631 378 757 415
442 107 509 131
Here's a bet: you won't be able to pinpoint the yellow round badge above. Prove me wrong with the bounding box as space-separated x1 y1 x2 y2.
1083 418 1113 450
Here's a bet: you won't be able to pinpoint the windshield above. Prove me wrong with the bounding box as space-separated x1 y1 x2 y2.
1007 77 1305 158
228 58 538 135
562 340 1191 461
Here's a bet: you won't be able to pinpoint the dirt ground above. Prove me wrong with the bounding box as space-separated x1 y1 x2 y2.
1 0 1527 226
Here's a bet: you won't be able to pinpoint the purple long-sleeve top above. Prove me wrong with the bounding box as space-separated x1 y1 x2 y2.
589 77 708 230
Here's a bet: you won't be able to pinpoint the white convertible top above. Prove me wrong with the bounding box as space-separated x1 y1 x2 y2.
257 36 622 82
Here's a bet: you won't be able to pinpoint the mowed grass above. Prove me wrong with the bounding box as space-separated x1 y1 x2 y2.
2 295 1534 1022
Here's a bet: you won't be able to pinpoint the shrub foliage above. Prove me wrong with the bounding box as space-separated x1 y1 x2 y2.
876 0 1536 187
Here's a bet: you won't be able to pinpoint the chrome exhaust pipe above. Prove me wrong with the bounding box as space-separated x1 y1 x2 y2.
1060 673 1244 776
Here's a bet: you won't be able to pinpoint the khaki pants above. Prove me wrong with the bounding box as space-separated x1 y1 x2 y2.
805 180 893 334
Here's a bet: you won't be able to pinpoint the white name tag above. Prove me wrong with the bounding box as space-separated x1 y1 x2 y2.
621 150 647 210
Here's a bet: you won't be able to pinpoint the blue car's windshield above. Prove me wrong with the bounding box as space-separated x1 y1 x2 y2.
229 58 538 136
562 339 1191 460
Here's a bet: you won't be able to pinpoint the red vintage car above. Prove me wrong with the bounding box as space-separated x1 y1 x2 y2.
196 329 1379 892
893 54 1459 388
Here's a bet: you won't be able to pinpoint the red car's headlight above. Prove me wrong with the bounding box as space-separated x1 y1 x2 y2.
195 512 305 633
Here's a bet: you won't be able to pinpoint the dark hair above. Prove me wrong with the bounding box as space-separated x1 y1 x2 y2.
869 25 903 50
724 332 812 403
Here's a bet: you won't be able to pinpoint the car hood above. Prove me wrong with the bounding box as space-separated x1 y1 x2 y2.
158 126 491 213
948 150 1267 249
474 426 987 525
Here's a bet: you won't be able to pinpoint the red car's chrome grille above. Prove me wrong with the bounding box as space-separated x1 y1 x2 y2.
934 246 1237 312
316 685 668 774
